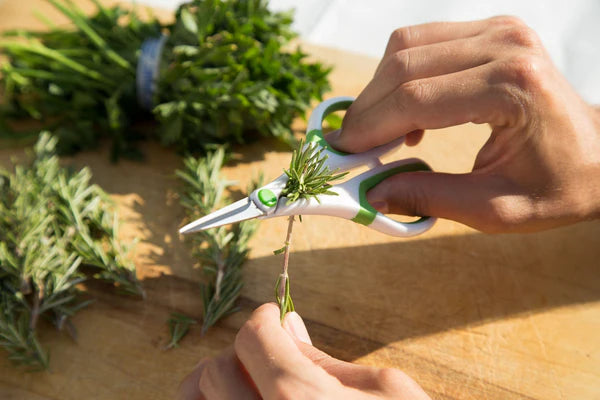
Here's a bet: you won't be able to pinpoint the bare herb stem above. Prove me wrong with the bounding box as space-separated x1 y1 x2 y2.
214 258 225 301
275 215 296 322
278 216 295 302
29 285 42 331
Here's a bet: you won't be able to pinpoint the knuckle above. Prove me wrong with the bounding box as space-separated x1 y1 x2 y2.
492 20 542 50
385 173 430 217
375 368 409 390
399 80 430 107
339 106 370 152
489 15 527 29
390 50 412 76
480 196 533 233
407 180 431 217
504 55 544 91
389 26 413 50
506 26 541 49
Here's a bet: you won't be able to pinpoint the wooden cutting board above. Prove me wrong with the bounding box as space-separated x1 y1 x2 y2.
1 1 599 399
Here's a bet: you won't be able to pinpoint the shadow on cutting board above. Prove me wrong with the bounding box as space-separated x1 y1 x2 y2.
104 218 600 364
243 223 600 361
2 137 598 380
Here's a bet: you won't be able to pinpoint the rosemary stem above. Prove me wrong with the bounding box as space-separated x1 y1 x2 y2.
278 215 295 302
215 258 225 301
30 287 41 330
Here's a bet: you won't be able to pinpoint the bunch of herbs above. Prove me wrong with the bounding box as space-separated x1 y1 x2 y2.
0 0 331 158
0 0 162 158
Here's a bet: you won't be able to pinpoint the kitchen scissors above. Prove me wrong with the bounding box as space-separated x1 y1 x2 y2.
179 96 436 237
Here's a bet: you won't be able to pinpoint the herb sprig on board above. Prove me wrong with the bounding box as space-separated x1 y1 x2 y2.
0 133 141 369
174 148 261 341
0 0 331 158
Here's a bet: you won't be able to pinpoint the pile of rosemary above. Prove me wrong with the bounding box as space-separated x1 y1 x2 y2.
0 133 140 369
0 0 331 158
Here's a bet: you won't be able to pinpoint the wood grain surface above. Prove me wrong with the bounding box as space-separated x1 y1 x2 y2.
1 1 599 399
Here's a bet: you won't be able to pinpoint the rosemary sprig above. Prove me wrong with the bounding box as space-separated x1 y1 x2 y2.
0 132 140 369
274 140 348 321
165 312 197 349
175 148 260 339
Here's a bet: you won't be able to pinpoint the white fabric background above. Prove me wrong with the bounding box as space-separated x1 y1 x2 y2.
141 0 600 104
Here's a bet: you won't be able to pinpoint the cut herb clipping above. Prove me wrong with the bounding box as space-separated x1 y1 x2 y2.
0 133 140 370
175 148 261 340
274 139 347 321
0 0 331 158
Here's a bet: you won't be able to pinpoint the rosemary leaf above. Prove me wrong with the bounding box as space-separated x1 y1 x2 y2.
165 312 197 349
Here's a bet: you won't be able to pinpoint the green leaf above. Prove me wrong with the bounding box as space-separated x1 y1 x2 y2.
273 246 286 255
180 8 198 34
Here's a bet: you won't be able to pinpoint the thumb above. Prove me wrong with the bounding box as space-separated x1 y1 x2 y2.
296 340 390 392
366 170 506 232
282 312 392 391
282 312 312 345
282 313 430 396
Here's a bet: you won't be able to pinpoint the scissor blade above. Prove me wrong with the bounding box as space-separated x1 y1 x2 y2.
179 198 264 234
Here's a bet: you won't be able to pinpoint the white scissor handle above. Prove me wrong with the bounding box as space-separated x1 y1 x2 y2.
340 158 437 237
305 96 405 172
270 158 437 237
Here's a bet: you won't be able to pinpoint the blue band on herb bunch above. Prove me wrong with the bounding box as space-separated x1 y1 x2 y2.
136 35 167 111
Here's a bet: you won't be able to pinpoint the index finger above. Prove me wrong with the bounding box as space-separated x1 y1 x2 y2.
376 19 490 75
381 19 490 56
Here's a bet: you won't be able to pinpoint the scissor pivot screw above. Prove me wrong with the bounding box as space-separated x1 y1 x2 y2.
258 189 278 207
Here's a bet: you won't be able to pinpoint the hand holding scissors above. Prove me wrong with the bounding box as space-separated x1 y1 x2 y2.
179 96 436 237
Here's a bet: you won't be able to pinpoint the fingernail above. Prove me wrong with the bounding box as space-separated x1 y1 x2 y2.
370 200 388 213
283 312 312 345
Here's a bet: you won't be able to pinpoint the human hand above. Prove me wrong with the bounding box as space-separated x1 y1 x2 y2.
178 303 431 400
328 16 600 233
